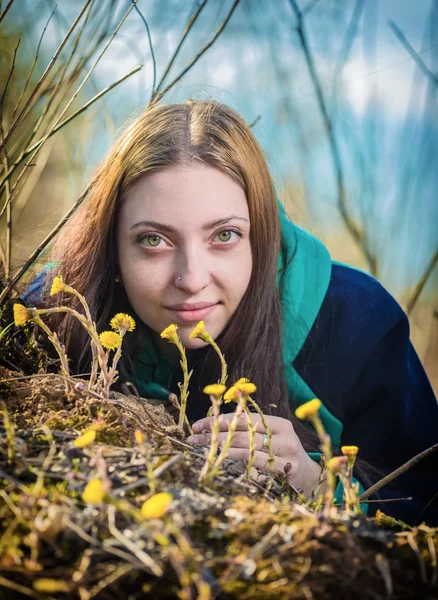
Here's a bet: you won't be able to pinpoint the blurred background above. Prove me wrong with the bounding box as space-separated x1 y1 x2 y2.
0 0 437 389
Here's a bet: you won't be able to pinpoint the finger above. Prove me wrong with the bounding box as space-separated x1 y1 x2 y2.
224 448 289 475
192 413 285 435
187 430 264 449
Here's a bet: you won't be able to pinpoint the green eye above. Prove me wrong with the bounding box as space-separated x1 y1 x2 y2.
143 235 161 247
217 230 232 242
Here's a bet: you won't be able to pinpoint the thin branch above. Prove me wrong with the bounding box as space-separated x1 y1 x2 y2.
11 6 56 123
406 249 438 315
154 0 208 95
0 0 15 26
302 0 322 17
152 0 241 106
133 1 156 100
389 20 438 88
0 188 88 305
0 63 142 217
0 36 21 121
359 444 438 501
288 0 378 276
0 0 94 156
330 0 366 113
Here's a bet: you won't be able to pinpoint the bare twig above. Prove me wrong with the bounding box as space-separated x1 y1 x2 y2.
0 0 94 156
154 0 208 95
0 64 142 216
288 0 378 276
133 1 156 100
406 248 438 315
151 0 242 105
0 0 15 26
359 444 438 501
389 21 438 88
0 188 88 305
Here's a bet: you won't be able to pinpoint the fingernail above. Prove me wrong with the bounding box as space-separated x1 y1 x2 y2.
187 435 200 444
192 421 204 433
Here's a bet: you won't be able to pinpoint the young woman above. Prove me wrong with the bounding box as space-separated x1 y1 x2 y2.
27 100 437 525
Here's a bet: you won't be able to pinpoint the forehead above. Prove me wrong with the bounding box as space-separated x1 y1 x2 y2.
119 165 249 226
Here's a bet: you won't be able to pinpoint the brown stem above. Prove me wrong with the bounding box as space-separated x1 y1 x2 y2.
359 444 438 501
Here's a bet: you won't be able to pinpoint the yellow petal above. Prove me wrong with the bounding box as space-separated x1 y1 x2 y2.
50 275 66 296
13 303 33 326
82 478 106 504
99 330 122 351
33 578 69 593
110 313 136 332
341 445 359 457
160 324 178 343
203 384 227 397
74 429 96 448
295 399 321 420
235 382 256 396
141 492 173 519
223 385 239 403
135 429 145 444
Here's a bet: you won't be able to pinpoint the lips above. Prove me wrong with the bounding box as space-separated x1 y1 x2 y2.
165 302 219 323
166 302 217 311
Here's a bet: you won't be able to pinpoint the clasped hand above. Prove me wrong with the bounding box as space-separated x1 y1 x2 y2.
187 413 322 498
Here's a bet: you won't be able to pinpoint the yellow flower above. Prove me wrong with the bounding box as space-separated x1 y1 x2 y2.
33 579 69 594
135 429 145 444
141 492 173 520
327 456 348 473
160 323 179 343
73 429 96 448
189 320 212 343
341 445 359 457
110 313 136 333
203 384 227 397
99 330 122 351
235 381 256 396
223 385 240 403
82 478 106 504
50 275 66 296
295 398 322 420
13 303 35 326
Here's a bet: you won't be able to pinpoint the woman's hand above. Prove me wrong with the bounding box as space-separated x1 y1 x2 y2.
187 413 323 499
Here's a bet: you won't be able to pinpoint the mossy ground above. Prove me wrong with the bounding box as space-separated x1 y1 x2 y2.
0 365 437 600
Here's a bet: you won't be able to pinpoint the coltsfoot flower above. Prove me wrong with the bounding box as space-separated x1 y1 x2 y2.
189 320 212 343
99 330 122 351
341 445 359 456
82 478 106 504
33 579 70 594
223 385 240 403
13 303 35 326
74 429 96 448
135 429 145 444
141 492 173 519
160 323 179 343
327 456 348 473
110 313 136 333
295 398 322 420
50 275 66 296
235 381 256 396
203 384 227 397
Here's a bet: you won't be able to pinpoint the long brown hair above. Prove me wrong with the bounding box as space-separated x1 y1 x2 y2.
46 99 325 452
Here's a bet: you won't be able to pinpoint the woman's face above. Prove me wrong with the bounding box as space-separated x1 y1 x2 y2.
117 164 252 354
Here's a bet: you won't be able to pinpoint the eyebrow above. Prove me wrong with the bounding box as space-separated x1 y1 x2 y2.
130 216 249 233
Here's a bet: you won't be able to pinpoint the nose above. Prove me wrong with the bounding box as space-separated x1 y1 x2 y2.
174 243 211 294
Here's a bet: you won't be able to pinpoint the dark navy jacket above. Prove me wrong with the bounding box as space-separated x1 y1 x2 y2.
293 263 438 525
